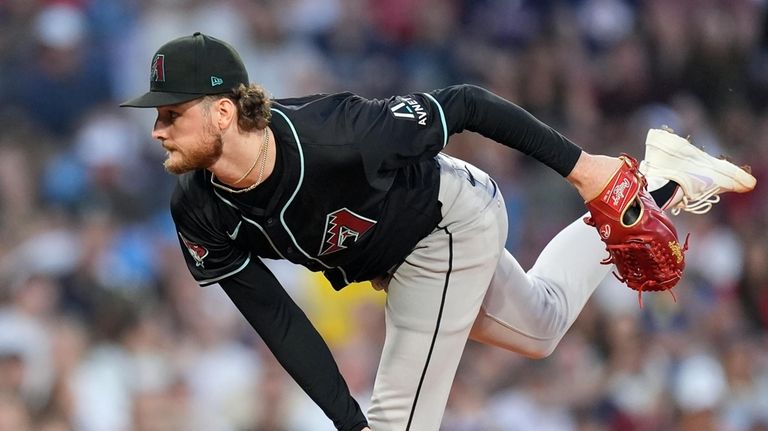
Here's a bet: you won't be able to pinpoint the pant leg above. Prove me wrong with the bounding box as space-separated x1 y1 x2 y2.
367 155 508 431
469 214 613 358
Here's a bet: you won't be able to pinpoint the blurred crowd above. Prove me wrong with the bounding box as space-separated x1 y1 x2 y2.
0 0 767 430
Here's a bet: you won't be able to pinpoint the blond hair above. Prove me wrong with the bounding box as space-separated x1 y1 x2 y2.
205 83 272 132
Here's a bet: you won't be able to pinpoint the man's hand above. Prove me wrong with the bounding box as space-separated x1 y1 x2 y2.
567 152 625 202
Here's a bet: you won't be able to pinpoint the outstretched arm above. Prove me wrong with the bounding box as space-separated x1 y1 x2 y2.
430 84 583 176
219 260 368 431
430 84 622 198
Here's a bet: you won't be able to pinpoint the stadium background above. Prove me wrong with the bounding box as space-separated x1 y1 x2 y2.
0 0 767 430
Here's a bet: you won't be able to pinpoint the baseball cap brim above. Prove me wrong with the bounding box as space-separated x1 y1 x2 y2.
119 90 204 108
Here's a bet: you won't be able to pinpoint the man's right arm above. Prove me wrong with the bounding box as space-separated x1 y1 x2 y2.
429 84 583 177
219 259 368 431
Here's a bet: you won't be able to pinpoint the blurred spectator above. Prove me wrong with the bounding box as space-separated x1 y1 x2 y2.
673 351 728 431
0 274 57 411
4 3 112 137
0 392 31 431
737 234 768 331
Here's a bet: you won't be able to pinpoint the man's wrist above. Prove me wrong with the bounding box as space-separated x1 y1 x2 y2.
566 152 624 202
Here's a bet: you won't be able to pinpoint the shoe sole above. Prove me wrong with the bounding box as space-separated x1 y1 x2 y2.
642 129 756 193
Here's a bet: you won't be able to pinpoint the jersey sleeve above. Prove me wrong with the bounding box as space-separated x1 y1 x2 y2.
343 92 449 171
426 84 583 177
220 260 368 431
170 181 251 286
342 85 582 177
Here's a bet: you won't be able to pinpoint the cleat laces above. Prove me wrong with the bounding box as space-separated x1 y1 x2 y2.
671 187 721 215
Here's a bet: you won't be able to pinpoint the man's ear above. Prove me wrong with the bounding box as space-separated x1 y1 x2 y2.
214 98 237 131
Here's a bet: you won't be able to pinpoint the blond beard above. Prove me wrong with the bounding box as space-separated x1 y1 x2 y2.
164 117 223 175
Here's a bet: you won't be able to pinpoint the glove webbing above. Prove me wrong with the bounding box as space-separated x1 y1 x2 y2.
601 233 689 307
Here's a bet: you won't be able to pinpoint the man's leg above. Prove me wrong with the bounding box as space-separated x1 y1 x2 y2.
470 128 756 357
367 155 508 431
469 214 611 358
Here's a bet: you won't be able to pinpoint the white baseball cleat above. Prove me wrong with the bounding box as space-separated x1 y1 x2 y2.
639 127 757 215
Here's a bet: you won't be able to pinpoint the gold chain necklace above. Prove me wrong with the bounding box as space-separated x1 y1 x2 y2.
210 129 270 194
231 148 261 185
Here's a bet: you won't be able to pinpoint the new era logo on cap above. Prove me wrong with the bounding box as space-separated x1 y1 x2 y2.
210 76 223 87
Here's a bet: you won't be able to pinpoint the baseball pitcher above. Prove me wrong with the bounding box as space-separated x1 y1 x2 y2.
121 33 756 431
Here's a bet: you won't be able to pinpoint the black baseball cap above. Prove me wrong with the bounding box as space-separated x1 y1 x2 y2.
120 32 249 108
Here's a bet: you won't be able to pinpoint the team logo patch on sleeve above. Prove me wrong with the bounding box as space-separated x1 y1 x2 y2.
179 232 208 267
389 96 428 126
319 208 377 256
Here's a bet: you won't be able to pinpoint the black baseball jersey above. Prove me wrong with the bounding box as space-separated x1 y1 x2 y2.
169 84 583 430
172 85 582 290
172 92 445 290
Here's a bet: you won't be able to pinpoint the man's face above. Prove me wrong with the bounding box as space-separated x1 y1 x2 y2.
152 98 223 174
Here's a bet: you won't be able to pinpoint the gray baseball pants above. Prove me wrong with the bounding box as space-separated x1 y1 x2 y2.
367 154 613 430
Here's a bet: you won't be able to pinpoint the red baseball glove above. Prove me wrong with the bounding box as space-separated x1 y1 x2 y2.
584 155 689 305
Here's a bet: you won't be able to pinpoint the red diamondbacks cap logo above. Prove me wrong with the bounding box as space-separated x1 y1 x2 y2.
151 54 166 82
319 208 376 256
179 232 208 267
